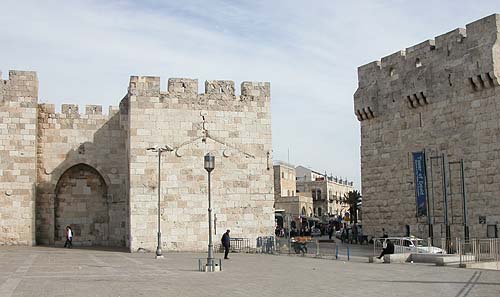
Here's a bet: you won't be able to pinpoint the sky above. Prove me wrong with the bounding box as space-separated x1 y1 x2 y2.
2 0 500 190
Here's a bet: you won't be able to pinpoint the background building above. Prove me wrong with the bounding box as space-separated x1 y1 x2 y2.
273 161 313 222
296 166 354 221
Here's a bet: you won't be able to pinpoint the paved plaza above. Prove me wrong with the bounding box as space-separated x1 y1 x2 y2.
0 247 499 297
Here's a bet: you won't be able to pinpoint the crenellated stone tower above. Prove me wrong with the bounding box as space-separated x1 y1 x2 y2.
0 71 38 245
0 70 275 251
355 14 500 240
127 76 274 251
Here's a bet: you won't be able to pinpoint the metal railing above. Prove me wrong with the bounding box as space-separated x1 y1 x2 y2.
371 237 451 257
217 237 251 253
273 237 362 261
256 236 275 253
459 238 500 265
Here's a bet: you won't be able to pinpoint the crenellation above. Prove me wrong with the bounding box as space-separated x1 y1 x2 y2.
434 28 466 51
8 70 37 82
61 104 80 118
465 13 499 45
167 78 198 95
380 50 406 75
128 76 161 97
0 70 38 103
205 80 235 96
357 61 381 87
85 105 102 115
356 14 500 120
406 39 435 55
241 82 270 100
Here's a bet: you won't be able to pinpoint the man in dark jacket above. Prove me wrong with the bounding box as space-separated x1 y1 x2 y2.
377 239 395 259
221 229 230 259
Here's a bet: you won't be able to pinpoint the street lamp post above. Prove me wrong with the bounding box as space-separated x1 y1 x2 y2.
204 153 215 269
147 145 173 258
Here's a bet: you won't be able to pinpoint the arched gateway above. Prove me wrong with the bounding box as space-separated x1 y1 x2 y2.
54 163 111 246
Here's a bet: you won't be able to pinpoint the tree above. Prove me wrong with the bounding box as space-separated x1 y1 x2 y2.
344 190 362 224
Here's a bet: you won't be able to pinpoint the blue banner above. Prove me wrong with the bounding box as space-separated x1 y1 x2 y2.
412 152 428 217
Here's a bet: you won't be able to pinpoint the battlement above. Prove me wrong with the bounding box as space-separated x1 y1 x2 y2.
128 76 270 101
0 70 38 102
38 103 120 120
355 14 500 121
168 78 198 95
359 14 500 76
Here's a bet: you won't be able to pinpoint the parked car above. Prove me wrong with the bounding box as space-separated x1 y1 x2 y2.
382 237 446 254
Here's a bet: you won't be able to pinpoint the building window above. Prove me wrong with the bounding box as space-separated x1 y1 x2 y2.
292 191 294 196
415 58 422 68
487 225 498 238
318 208 322 217
282 172 284 179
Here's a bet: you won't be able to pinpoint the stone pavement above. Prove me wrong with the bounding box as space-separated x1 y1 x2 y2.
1 246 500 297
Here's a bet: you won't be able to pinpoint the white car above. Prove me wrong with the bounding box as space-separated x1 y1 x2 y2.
384 237 446 254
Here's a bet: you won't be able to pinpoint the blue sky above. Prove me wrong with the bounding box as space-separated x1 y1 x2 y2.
2 1 500 189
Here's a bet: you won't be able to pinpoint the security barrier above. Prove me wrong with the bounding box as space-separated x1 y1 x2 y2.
217 237 251 253
459 238 500 266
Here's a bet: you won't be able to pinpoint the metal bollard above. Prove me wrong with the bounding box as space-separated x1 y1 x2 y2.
335 245 338 260
316 240 320 257
347 245 350 261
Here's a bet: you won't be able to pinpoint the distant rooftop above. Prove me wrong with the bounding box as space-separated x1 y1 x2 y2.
273 160 295 168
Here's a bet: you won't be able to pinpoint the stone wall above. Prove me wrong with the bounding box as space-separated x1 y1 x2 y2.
355 14 500 239
127 76 274 252
0 69 274 251
36 103 128 246
0 70 38 245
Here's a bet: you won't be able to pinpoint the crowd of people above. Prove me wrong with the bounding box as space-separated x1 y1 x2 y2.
275 221 367 244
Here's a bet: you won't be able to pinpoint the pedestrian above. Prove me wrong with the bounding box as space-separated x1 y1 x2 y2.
358 226 364 244
328 225 333 240
221 229 230 259
64 226 73 248
377 239 394 259
352 224 358 244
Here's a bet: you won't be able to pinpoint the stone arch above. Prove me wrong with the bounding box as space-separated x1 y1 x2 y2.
51 157 112 190
54 163 112 246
